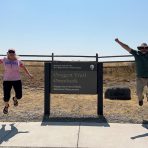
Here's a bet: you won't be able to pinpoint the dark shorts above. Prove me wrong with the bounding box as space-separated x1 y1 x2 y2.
3 80 22 102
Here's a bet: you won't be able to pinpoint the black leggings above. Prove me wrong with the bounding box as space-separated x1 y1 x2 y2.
3 80 22 102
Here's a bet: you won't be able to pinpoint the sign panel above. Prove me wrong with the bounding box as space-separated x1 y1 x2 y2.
51 62 97 94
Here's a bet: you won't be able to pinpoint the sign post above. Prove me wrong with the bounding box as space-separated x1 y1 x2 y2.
44 62 51 116
97 62 103 115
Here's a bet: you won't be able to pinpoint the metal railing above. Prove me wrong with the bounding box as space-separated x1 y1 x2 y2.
0 53 134 63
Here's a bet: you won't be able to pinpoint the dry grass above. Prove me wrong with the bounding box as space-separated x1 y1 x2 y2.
0 62 147 123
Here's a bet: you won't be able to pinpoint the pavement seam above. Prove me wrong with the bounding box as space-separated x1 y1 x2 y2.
0 122 21 145
76 122 81 148
0 146 76 148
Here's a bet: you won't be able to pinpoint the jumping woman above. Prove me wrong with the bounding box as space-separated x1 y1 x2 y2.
0 49 33 114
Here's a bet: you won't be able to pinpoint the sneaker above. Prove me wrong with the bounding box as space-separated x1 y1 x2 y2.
13 97 18 107
3 104 9 114
139 100 143 106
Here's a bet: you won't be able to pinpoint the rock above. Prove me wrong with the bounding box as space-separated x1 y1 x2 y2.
105 86 131 100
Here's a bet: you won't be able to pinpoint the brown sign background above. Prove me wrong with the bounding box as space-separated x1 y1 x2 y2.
51 62 97 94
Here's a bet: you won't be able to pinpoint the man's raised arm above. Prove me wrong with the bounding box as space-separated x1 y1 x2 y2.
115 38 133 53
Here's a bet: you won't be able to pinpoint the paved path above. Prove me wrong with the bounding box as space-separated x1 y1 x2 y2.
0 121 147 148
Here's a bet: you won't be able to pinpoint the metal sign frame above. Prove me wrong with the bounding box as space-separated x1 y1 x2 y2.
44 54 103 117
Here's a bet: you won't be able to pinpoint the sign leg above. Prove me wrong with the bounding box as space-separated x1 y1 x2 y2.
97 62 103 116
44 62 51 117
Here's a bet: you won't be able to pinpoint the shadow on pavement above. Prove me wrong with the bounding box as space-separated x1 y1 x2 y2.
41 116 110 127
0 124 29 144
131 120 148 140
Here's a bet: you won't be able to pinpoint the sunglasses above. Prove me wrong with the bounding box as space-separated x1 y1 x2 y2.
8 50 15 54
138 47 148 50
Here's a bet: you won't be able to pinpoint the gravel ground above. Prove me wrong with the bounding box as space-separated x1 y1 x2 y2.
0 62 147 123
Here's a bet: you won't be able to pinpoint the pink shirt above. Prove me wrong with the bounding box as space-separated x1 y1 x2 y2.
0 57 24 81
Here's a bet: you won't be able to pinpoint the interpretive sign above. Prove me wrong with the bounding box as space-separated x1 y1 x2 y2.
51 62 97 94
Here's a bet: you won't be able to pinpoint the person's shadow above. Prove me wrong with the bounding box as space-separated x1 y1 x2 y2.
0 124 29 144
131 120 148 140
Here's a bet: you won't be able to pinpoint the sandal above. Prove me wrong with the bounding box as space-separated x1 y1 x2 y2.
13 97 18 107
3 104 9 114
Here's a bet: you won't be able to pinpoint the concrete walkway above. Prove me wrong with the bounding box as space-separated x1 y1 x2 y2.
0 121 147 148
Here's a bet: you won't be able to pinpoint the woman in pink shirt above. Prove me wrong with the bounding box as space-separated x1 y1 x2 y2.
0 49 33 114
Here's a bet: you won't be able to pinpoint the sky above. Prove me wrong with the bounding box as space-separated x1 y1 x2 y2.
0 0 148 59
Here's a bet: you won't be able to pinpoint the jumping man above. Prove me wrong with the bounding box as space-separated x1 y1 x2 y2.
115 38 148 106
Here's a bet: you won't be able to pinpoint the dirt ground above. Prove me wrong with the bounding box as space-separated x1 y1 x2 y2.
0 62 147 123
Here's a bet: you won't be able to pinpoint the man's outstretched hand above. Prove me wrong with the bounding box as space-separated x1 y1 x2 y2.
115 38 120 43
114 38 132 52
